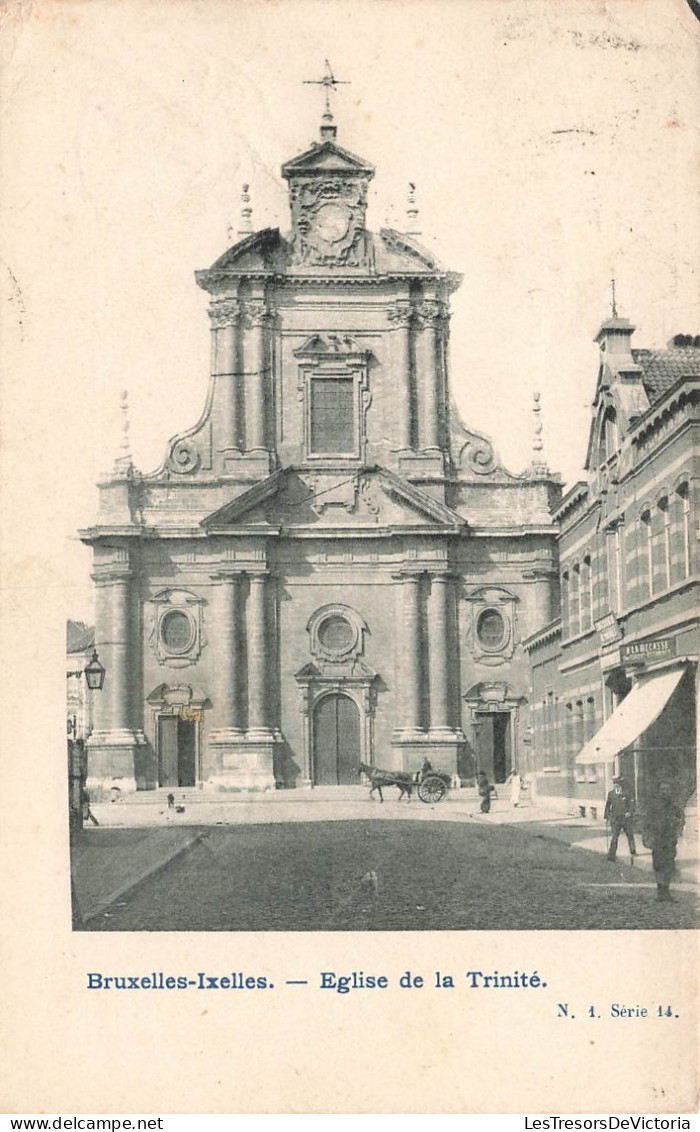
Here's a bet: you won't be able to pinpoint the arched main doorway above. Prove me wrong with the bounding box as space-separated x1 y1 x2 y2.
313 693 360 785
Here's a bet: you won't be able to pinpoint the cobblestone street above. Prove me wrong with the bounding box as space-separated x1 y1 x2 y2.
82 818 698 932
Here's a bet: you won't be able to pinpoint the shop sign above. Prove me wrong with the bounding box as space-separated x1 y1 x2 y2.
621 638 676 665
595 611 622 646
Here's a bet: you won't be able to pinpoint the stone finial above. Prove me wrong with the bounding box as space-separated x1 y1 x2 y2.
530 390 549 475
406 182 420 235
114 389 134 475
228 184 253 244
239 183 253 234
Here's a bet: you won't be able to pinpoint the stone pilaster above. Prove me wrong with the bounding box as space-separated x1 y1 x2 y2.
209 299 241 453
242 301 270 451
388 301 414 450
393 572 425 737
247 571 272 736
86 564 145 797
208 570 278 791
415 300 442 450
428 573 452 733
209 570 244 739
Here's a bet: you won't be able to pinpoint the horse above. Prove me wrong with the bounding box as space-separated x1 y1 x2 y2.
358 761 414 802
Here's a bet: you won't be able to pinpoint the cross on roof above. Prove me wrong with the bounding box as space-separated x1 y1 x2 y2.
303 60 350 118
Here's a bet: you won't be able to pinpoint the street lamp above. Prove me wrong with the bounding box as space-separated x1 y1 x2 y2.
68 649 106 691
67 649 106 839
67 648 106 929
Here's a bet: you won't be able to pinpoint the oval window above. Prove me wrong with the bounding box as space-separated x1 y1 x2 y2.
477 608 505 650
318 615 354 654
161 609 193 653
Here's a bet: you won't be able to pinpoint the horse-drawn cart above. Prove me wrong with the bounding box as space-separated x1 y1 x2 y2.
358 762 452 804
416 772 451 804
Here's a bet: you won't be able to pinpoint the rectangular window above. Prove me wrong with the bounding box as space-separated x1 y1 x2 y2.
309 377 355 455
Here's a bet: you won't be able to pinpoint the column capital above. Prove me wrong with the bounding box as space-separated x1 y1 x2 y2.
210 568 246 583
391 569 425 583
428 570 457 583
240 299 273 328
91 568 132 586
387 300 414 328
414 298 445 328
208 299 241 328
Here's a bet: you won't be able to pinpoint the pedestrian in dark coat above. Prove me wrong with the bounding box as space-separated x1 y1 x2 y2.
604 775 636 860
643 781 685 902
81 785 99 827
476 770 493 814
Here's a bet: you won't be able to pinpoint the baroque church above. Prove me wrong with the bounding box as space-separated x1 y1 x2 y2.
82 100 562 796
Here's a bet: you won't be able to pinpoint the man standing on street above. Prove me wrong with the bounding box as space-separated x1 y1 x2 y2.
604 775 636 861
476 769 493 814
643 781 686 902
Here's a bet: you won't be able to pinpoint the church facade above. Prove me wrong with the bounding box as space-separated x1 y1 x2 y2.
81 113 561 796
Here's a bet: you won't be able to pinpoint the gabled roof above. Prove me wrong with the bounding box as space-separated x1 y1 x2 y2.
67 620 95 654
281 139 375 178
632 346 700 405
200 465 467 531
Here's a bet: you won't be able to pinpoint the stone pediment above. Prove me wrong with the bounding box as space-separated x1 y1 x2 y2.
201 466 467 532
375 229 445 274
197 229 289 282
281 141 375 178
293 333 369 359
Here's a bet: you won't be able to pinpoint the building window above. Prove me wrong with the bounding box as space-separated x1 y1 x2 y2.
640 510 653 598
681 486 692 577
561 571 569 635
160 609 194 654
309 376 355 455
150 587 206 668
606 525 624 613
476 608 506 650
669 483 692 583
658 497 671 591
597 406 619 464
581 556 594 631
318 614 355 655
307 603 367 664
570 564 581 636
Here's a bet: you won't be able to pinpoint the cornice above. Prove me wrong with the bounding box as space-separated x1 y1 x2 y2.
198 270 457 289
631 377 699 445
521 618 562 652
553 481 589 522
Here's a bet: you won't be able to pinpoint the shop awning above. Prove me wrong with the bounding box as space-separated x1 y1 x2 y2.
575 667 685 765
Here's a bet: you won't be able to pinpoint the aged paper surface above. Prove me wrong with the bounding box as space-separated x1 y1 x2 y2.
1 0 698 1115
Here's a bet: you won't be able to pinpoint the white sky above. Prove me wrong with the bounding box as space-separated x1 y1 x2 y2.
1 0 698 623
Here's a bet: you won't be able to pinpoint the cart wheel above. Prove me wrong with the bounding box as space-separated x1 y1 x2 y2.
418 776 447 804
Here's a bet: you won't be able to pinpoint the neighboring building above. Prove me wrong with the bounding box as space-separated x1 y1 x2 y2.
524 322 699 815
66 620 96 742
80 108 561 797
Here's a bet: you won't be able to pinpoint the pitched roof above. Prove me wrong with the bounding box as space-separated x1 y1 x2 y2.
632 346 700 405
281 139 375 178
67 620 95 654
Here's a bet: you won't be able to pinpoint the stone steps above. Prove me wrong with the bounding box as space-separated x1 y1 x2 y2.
122 785 371 805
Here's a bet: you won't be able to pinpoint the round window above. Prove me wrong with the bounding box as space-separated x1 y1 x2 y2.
318 615 354 654
477 608 506 650
160 609 193 653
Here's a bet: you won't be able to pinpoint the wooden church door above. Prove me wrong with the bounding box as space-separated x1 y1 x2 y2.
313 693 360 785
